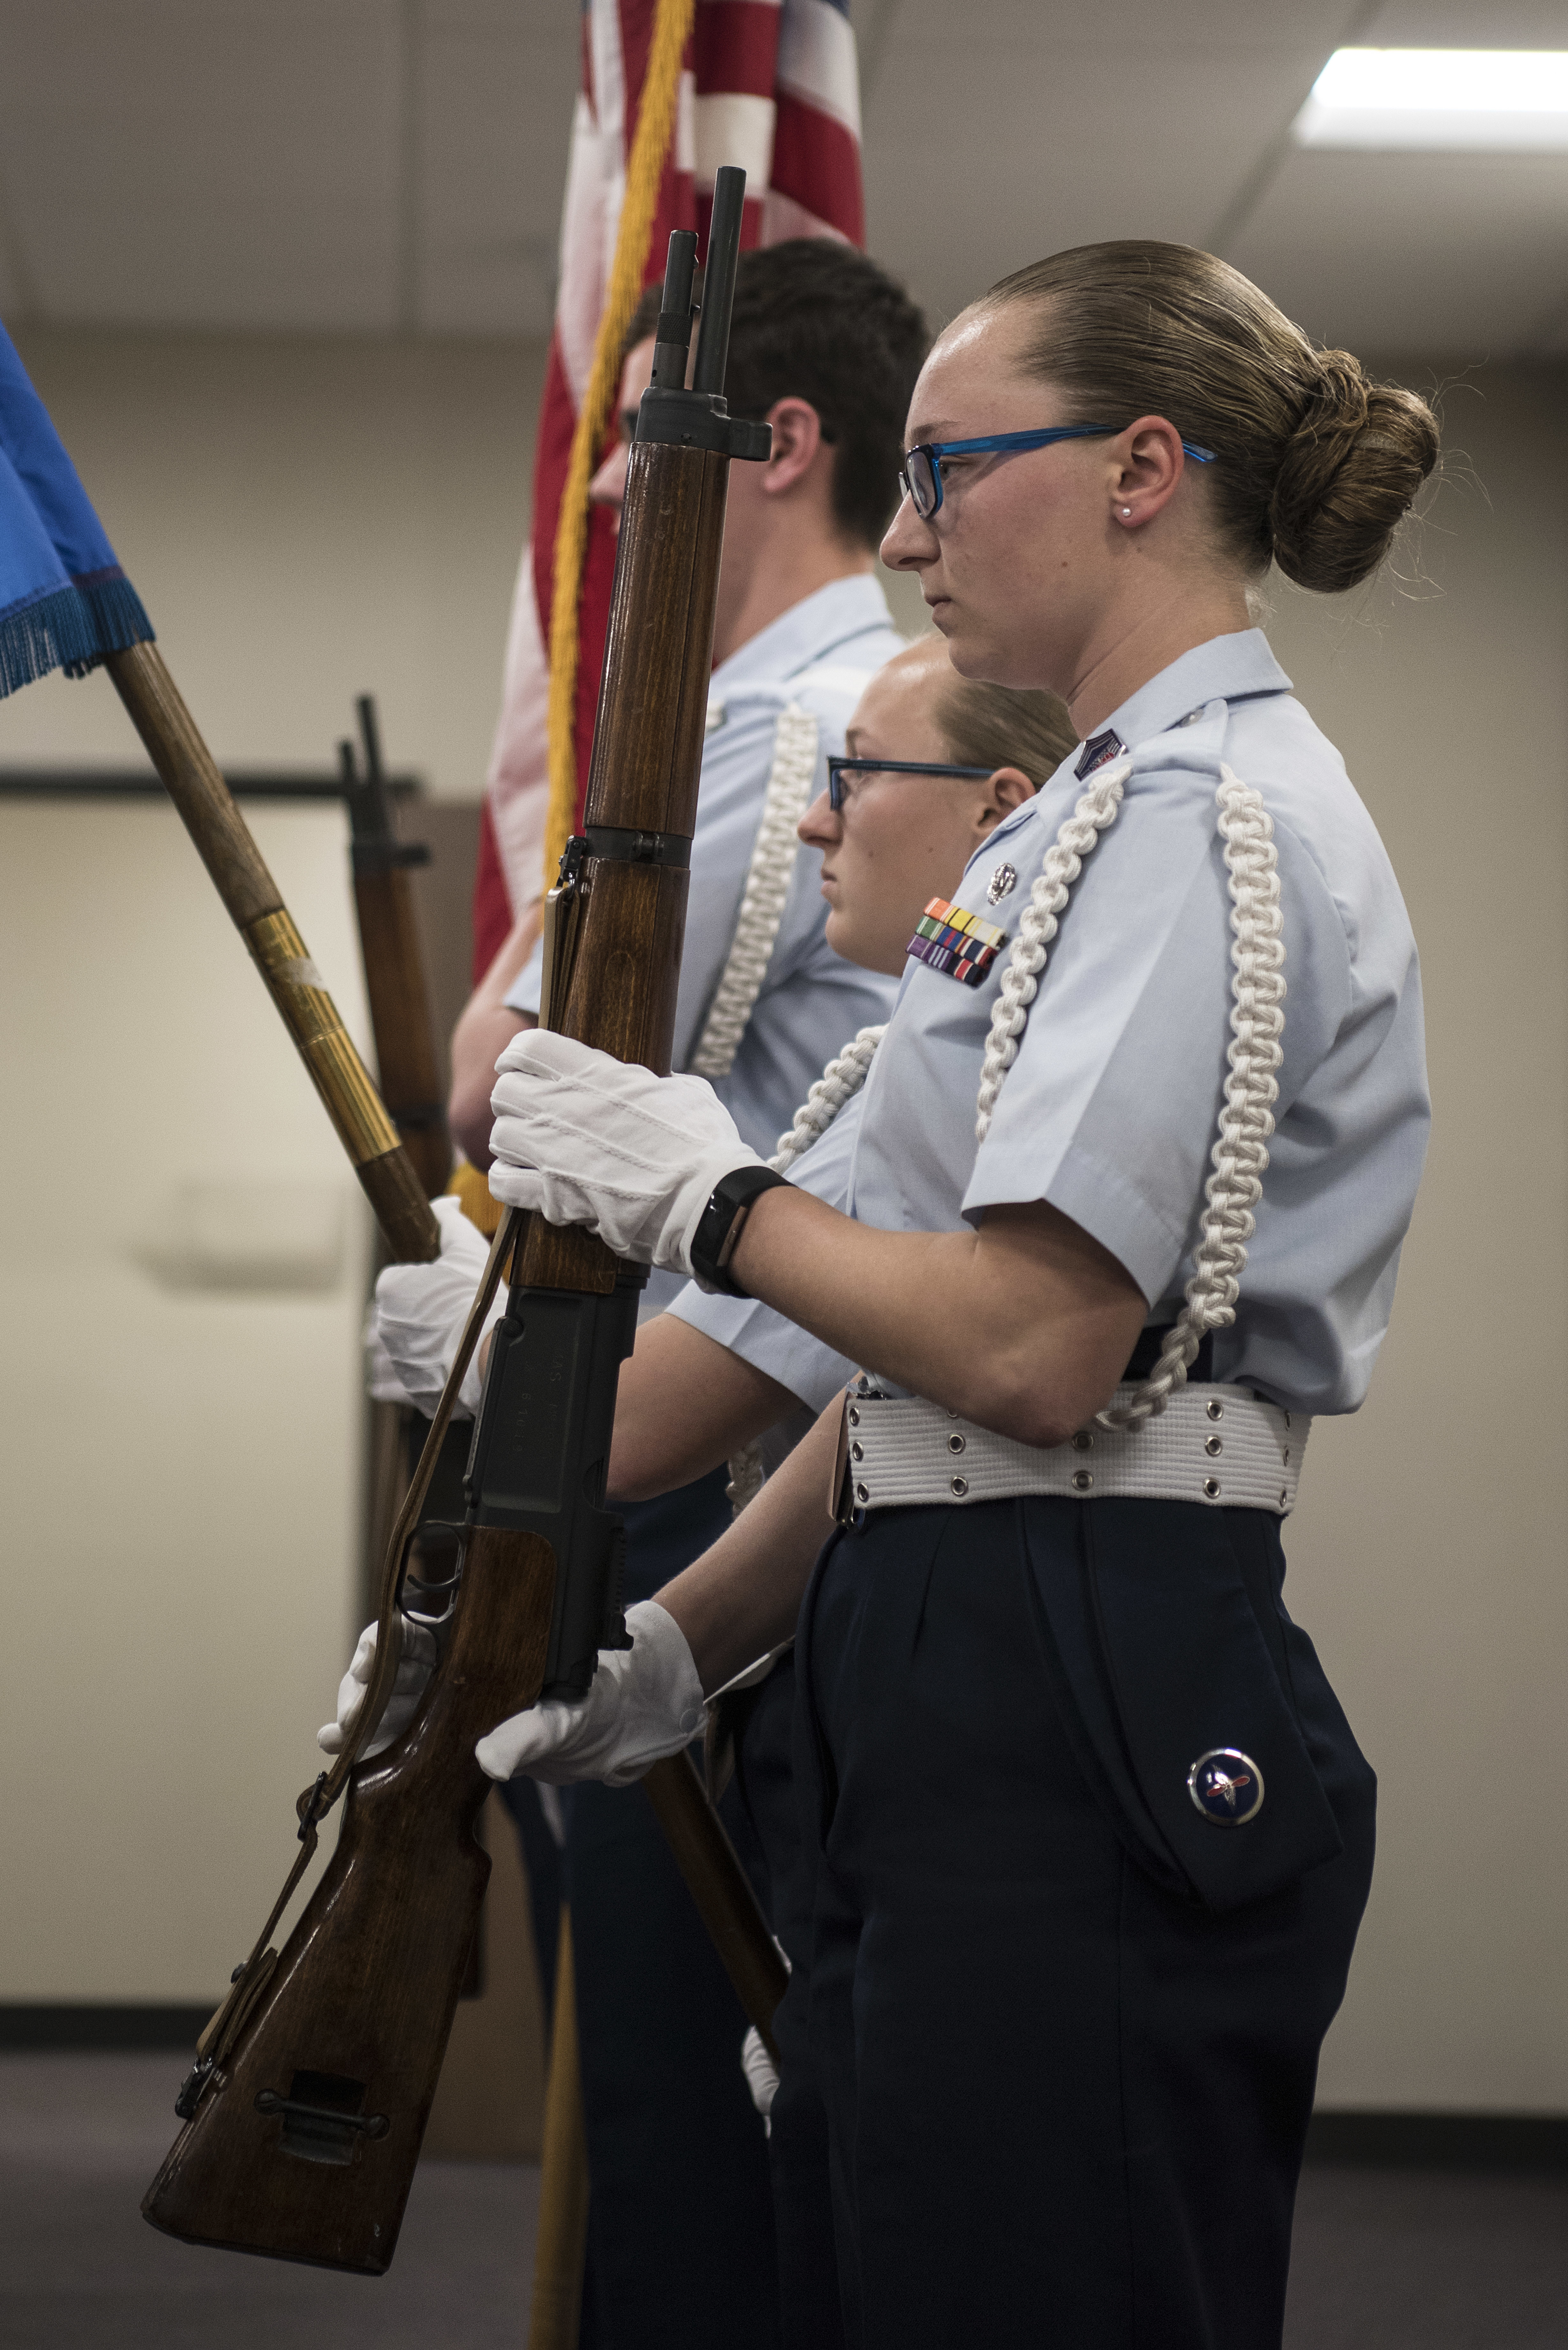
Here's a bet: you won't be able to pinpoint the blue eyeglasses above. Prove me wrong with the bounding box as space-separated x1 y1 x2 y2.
898 425 1216 521
827 755 993 811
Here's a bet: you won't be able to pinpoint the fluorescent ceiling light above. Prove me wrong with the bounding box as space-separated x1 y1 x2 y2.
1294 49 1568 151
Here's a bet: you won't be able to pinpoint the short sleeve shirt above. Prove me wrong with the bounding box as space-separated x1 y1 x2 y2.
672 629 1430 1416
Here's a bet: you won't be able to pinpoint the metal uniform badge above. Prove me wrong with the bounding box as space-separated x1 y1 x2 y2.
1074 727 1125 779
1187 1748 1264 1826
986 861 1017 906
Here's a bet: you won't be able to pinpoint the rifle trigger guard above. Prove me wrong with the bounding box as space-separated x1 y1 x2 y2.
297 1771 330 1839
174 2056 215 2120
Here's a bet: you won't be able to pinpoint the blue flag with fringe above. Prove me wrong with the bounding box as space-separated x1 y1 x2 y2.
0 321 154 699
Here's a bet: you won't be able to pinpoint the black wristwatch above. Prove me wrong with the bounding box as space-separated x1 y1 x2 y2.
689 1164 793 1297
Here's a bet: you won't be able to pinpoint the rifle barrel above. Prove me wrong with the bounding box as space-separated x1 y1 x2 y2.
341 696 452 1200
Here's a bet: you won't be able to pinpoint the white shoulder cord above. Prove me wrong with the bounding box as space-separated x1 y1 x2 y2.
690 706 820 1080
770 1022 886 1171
973 755 1286 1429
725 1021 886 1513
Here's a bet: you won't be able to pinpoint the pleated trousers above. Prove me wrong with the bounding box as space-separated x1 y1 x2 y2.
765 1495 1376 2350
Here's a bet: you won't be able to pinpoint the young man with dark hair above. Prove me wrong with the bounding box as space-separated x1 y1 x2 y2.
397 240 928 2347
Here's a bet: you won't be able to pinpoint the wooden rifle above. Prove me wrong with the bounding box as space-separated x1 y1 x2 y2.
338 696 453 1202
142 170 790 2275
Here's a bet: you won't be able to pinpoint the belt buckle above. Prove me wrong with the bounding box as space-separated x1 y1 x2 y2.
831 1394 857 1527
831 1389 875 1529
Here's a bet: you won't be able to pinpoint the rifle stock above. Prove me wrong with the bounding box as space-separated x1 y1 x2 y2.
144 1522 555 2273
144 172 787 2274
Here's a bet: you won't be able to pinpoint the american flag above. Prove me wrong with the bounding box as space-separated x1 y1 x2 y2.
472 0 865 977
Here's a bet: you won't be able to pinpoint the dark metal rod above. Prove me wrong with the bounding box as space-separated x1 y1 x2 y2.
356 694 392 833
691 166 745 397
651 229 698 391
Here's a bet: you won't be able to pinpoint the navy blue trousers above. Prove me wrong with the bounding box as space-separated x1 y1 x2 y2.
766 1496 1376 2350
503 1469 783 2350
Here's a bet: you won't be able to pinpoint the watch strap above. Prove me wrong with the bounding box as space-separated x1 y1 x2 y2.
690 1164 792 1297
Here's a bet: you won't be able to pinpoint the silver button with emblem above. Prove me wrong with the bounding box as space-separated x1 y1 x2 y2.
1187 1748 1264 1826
986 861 1017 906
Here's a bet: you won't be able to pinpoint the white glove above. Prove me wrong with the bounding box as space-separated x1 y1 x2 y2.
474 1599 704 1788
318 1616 438 1760
741 2027 780 2126
367 1193 503 1420
487 1030 762 1276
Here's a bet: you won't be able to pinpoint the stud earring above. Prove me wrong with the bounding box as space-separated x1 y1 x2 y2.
1121 506 1132 516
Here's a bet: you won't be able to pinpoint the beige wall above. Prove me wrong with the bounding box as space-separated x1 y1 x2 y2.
1 327 546 802
1265 361 1568 2111
0 796 374 2001
1 329 1563 2111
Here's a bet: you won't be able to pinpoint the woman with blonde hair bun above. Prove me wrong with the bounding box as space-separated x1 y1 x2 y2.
409 241 1438 2345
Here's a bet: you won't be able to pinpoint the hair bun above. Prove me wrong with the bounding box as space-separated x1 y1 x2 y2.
1269 351 1438 595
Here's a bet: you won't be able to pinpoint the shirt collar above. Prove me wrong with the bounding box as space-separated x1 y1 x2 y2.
975 630 1293 866
711 573 895 692
1097 627 1292 753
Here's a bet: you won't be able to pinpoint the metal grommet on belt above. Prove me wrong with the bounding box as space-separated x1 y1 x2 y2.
848 1406 860 1428
947 1432 965 1454
850 1442 863 1462
1072 1469 1092 1492
950 1474 968 1497
855 1482 869 1504
1071 1430 1093 1452
1206 1399 1223 1421
1204 1435 1222 1457
1203 1476 1220 1498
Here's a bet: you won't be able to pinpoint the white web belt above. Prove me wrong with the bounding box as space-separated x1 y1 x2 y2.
841 1386 1309 1518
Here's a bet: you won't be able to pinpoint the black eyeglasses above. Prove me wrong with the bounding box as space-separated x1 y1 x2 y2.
898 424 1217 521
827 755 994 812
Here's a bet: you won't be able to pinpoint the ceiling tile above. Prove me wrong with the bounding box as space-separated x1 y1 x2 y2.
1361 0 1568 44
875 0 1359 54
863 43 1350 326
0 1 403 331
1226 147 1568 357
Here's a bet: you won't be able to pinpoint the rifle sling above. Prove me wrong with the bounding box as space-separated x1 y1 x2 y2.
202 1206 521 2076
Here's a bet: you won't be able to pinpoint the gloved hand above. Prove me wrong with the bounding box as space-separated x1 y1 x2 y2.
367 1193 502 1420
475 1599 705 1788
318 1616 438 1760
487 1030 761 1275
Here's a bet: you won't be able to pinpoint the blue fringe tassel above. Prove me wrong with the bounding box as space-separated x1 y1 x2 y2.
64 570 156 676
0 570 154 698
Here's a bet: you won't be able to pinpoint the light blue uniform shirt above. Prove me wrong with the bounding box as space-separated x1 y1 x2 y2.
508 573 903 1316
672 629 1431 1417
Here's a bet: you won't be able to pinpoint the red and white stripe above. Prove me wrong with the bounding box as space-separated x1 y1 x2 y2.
473 0 864 977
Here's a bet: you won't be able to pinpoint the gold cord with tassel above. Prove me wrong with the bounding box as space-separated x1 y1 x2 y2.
542 0 697 889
